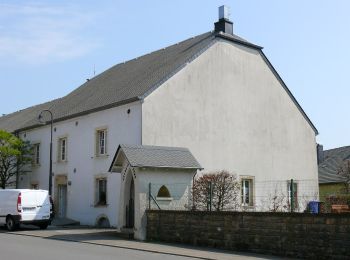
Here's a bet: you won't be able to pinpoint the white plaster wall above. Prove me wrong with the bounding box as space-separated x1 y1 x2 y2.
142 40 319 209
19 102 142 226
134 168 195 240
18 127 50 190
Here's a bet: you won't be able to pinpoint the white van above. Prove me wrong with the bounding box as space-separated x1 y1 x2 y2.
0 189 52 231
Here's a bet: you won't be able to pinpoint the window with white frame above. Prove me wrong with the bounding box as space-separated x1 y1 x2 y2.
241 178 254 206
287 181 298 210
58 137 67 162
95 178 107 206
32 143 40 166
96 129 107 156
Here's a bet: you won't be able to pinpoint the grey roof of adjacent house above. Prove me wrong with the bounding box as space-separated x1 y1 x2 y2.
110 144 203 170
0 30 318 135
318 146 350 184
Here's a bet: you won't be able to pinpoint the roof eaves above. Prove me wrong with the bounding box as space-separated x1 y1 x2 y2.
15 97 141 133
108 144 122 172
259 51 319 135
108 144 135 172
319 180 346 184
215 32 263 50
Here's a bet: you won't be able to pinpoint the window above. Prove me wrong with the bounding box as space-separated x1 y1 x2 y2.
241 178 254 206
157 185 171 198
32 143 40 166
31 183 39 190
287 181 298 210
58 137 67 162
96 129 107 156
96 178 107 206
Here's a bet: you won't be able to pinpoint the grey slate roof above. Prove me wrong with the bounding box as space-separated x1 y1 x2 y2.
112 144 202 170
318 146 350 184
0 30 318 135
0 32 217 132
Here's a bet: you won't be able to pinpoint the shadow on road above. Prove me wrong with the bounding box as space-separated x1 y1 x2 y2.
0 225 284 260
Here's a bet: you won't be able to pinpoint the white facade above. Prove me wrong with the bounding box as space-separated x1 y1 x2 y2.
115 164 195 240
142 40 319 210
15 36 318 232
19 102 142 226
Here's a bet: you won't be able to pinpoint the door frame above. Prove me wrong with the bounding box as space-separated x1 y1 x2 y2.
54 175 68 218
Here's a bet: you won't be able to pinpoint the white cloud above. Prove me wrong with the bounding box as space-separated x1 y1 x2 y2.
0 2 99 65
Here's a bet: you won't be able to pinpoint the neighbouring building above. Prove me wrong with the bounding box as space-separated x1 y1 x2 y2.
0 6 319 239
318 145 350 202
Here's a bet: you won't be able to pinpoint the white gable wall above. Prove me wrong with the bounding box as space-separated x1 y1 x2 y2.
18 101 142 226
142 40 318 208
134 168 195 240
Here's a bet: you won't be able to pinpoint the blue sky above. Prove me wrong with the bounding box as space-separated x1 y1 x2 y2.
0 0 349 149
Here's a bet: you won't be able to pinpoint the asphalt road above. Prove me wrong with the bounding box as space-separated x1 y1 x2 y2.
0 233 196 260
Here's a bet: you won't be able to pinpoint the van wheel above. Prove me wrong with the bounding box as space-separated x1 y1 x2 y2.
6 216 16 231
38 223 48 230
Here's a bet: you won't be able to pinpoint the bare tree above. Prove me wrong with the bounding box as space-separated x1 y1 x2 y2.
267 187 288 212
192 170 240 211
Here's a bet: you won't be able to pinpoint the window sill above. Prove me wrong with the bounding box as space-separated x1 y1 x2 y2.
94 203 108 208
57 160 68 164
94 154 109 159
242 205 255 209
156 197 173 201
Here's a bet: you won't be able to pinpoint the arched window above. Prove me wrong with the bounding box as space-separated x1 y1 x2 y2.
157 185 171 198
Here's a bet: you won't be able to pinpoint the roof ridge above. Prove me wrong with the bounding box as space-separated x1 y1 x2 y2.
324 145 350 152
121 144 189 151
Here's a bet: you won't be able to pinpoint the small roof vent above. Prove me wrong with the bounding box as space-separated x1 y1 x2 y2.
214 5 233 35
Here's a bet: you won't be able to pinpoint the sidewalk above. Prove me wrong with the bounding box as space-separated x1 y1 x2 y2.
6 226 283 260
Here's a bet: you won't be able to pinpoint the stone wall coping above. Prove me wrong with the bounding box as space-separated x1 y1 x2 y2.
146 209 350 218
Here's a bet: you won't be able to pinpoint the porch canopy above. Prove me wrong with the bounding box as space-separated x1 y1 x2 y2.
108 144 202 240
109 144 203 172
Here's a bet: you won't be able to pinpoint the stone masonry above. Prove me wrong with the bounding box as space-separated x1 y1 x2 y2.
147 210 350 259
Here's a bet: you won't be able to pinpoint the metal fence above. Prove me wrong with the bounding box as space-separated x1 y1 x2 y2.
148 179 324 213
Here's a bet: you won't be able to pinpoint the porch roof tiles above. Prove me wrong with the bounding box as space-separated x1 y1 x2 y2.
110 144 203 171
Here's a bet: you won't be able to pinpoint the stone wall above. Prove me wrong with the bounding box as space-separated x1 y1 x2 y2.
147 210 350 259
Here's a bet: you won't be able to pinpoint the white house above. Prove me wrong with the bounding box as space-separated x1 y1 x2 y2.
0 7 319 240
